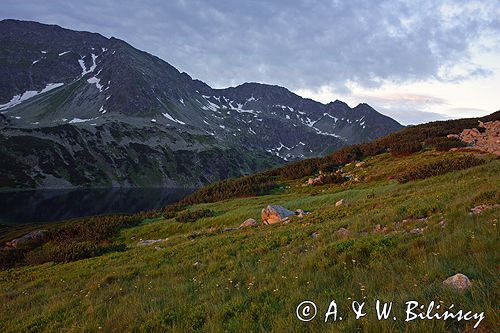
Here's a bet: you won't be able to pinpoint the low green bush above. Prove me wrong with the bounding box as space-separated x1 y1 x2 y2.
175 209 214 223
425 137 466 151
396 156 486 183
0 247 26 269
389 141 423 157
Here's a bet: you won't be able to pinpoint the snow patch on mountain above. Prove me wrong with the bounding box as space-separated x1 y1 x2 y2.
69 116 100 124
87 76 103 92
78 53 98 76
162 112 185 125
0 83 64 111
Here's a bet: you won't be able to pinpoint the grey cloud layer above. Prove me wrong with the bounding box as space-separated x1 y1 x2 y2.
2 0 499 93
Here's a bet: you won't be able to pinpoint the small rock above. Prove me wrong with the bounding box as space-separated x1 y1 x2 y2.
438 220 447 228
336 227 351 238
355 161 365 167
223 227 239 232
239 218 258 228
310 231 319 238
374 224 387 233
443 273 471 291
137 238 167 246
295 209 308 218
469 204 500 215
410 228 424 235
335 199 346 207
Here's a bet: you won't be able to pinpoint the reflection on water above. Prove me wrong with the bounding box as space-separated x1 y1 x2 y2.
0 188 194 224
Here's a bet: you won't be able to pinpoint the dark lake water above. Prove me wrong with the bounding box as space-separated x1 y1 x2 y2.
0 188 194 225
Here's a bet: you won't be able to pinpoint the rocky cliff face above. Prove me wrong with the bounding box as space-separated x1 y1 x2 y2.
0 19 403 189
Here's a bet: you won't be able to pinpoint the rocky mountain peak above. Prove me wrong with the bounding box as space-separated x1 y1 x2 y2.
0 19 404 189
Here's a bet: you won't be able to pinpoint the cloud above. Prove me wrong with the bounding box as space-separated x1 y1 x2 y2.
352 92 451 125
376 108 451 126
2 0 499 92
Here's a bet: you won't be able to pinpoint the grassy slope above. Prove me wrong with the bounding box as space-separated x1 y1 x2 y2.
0 150 499 332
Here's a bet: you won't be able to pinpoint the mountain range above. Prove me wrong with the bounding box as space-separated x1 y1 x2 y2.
0 19 403 189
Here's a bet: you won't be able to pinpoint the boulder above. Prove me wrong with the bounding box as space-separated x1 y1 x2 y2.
6 230 49 249
240 218 258 228
443 273 471 291
336 227 351 238
335 199 346 207
261 205 295 225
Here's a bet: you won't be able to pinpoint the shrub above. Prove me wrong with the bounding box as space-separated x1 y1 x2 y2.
472 190 500 206
175 209 214 223
25 241 126 265
389 141 422 157
54 214 142 242
395 156 486 183
0 248 26 269
425 137 466 151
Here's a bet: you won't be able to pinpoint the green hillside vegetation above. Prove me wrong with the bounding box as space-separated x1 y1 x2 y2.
0 113 499 332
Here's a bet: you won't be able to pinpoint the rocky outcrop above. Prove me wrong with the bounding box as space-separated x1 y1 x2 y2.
449 120 500 155
443 273 471 291
261 205 295 225
6 230 49 249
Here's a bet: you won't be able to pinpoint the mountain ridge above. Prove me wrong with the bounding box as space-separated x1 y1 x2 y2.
0 19 404 189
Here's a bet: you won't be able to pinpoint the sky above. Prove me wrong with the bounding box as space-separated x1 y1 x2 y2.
2 0 499 125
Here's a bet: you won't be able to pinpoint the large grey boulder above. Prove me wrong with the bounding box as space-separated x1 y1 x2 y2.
6 230 49 249
261 205 295 225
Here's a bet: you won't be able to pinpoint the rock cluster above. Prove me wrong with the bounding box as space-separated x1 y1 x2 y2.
448 120 500 155
224 205 311 232
469 204 500 215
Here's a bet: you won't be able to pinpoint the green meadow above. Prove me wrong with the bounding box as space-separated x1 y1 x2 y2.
1 150 499 332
